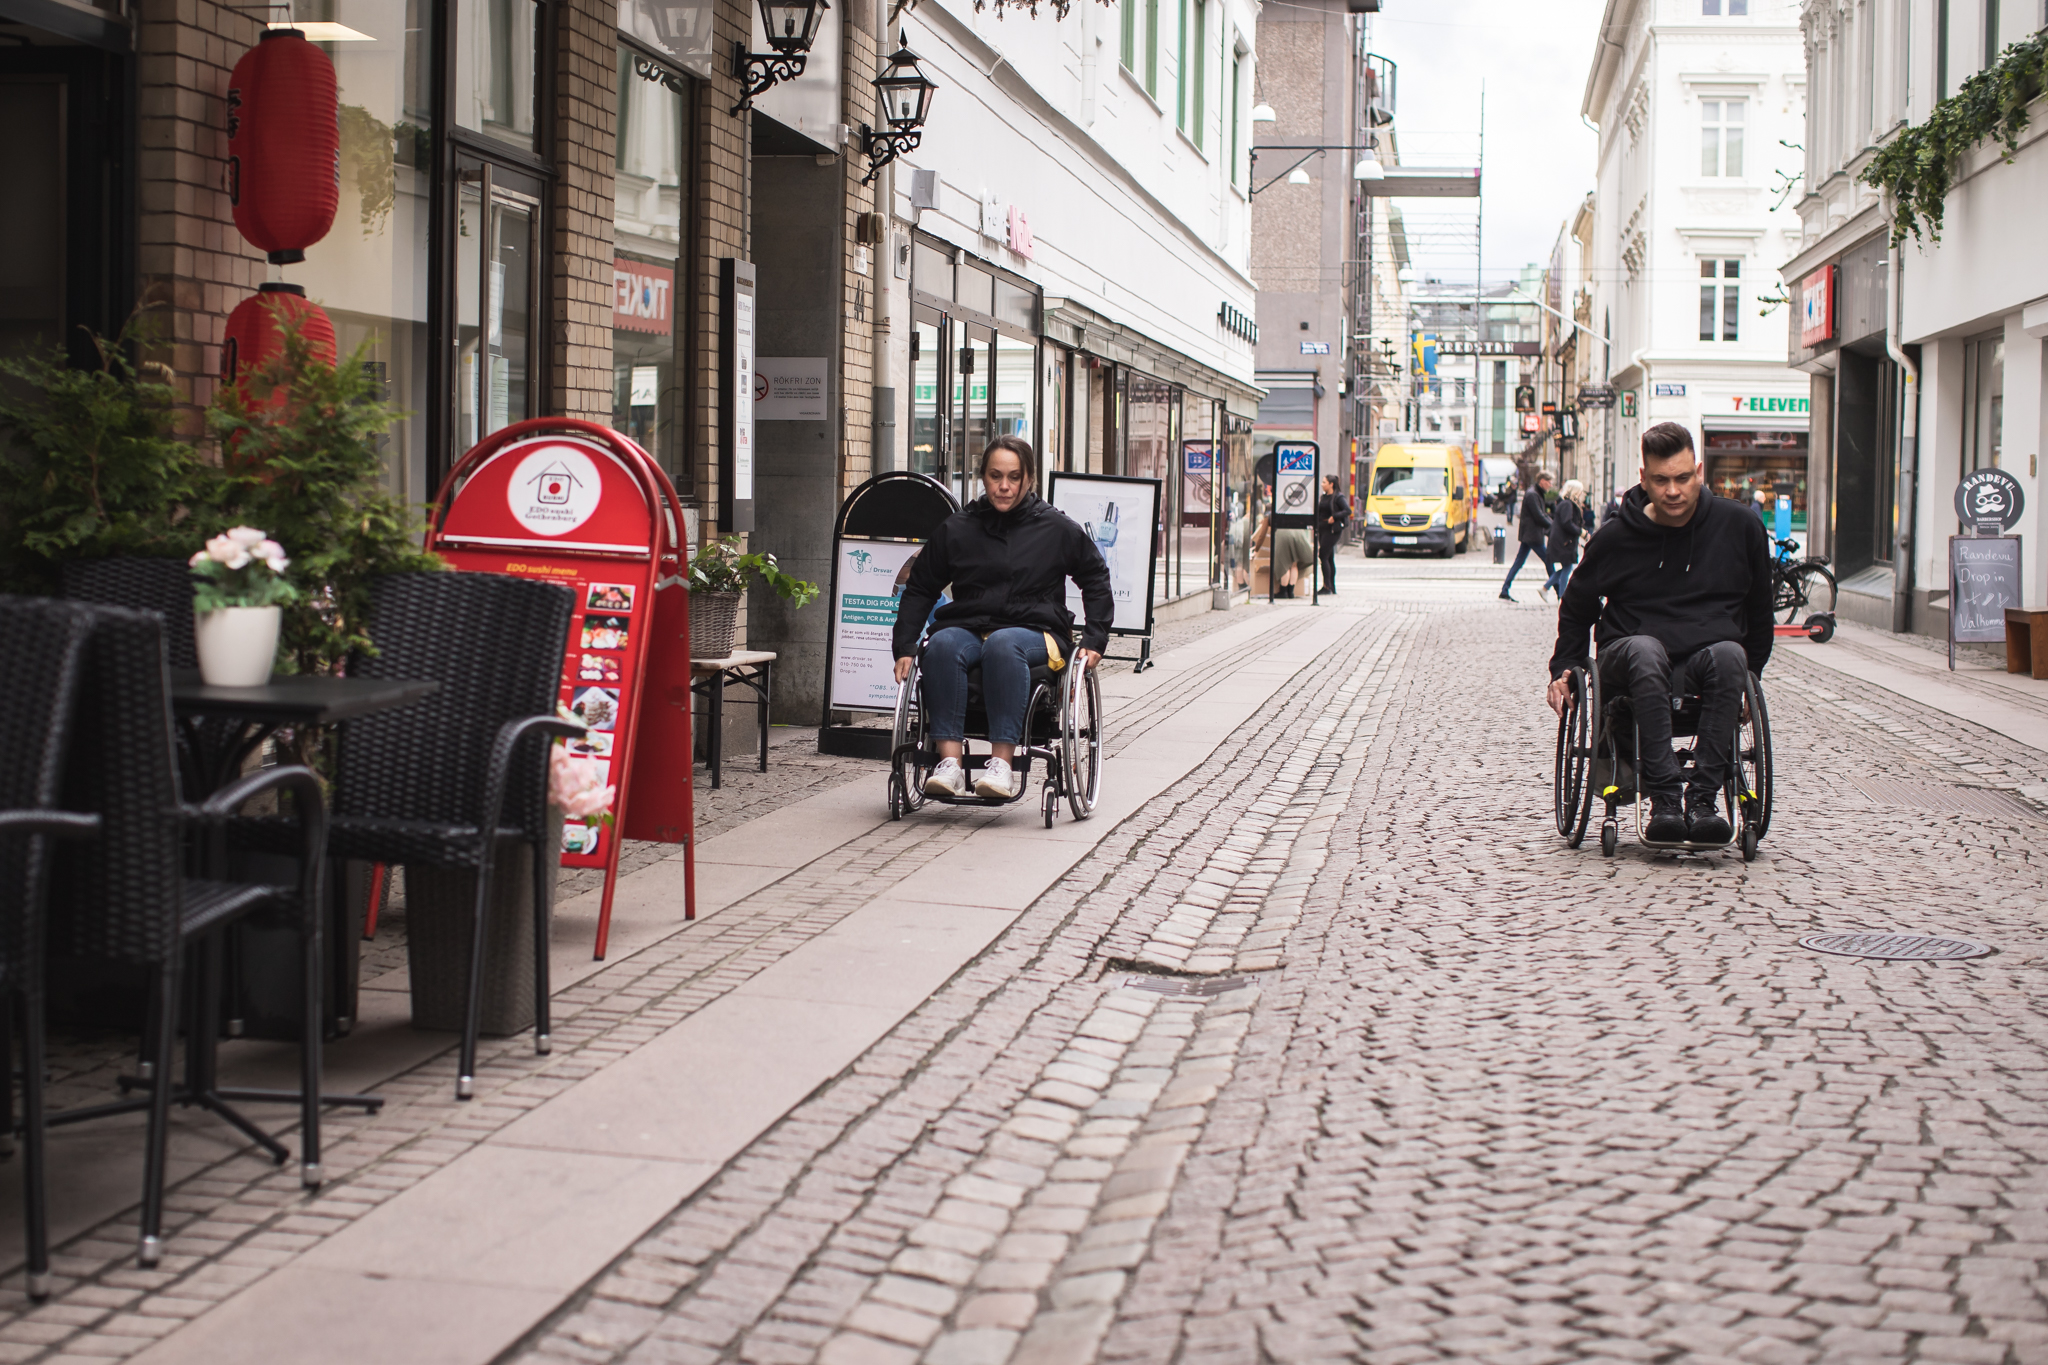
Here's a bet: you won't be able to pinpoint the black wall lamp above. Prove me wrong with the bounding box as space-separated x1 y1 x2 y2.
732 0 830 115
861 37 939 185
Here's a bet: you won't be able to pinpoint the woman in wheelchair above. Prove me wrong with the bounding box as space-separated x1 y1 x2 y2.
892 436 1115 801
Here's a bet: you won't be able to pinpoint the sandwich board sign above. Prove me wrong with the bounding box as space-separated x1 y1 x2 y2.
1947 535 2022 670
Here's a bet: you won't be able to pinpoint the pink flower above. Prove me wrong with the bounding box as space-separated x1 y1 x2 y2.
549 743 615 820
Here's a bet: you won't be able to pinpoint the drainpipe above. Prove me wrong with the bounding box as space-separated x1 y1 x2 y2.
1885 243 1919 635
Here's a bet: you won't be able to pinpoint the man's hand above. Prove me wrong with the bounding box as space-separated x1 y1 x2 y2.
894 656 914 684
1546 674 1574 716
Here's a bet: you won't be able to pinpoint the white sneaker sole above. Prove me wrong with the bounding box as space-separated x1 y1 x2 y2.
973 776 1019 800
924 773 965 798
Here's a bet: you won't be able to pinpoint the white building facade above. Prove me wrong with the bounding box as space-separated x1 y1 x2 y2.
1784 0 2048 634
1582 0 1813 540
873 0 1265 603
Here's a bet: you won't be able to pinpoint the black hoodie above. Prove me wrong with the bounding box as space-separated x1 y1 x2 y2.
1547 483 1774 680
892 492 1116 659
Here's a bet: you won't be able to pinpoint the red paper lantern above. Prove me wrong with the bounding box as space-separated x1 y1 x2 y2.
226 29 339 265
222 283 338 406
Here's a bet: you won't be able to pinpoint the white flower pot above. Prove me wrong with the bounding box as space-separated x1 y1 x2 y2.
194 606 281 687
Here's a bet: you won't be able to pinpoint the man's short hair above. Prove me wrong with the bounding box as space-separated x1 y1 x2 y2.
1640 422 1697 464
1537 469 1555 484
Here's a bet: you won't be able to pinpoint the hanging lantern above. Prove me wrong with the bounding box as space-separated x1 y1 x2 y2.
226 29 340 265
222 284 337 407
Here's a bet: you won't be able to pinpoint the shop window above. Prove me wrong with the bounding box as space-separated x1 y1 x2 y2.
1963 333 2005 472
455 176 537 445
994 278 1036 333
456 0 539 151
1705 430 1807 530
1700 99 1745 176
612 46 689 481
287 0 436 505
913 238 952 301
910 317 941 479
956 262 994 316
617 0 715 79
1699 259 1740 341
994 334 1036 445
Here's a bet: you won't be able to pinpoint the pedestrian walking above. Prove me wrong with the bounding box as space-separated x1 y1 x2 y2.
1541 479 1587 602
1603 490 1623 526
1315 474 1349 595
1750 487 1769 523
1499 470 1557 603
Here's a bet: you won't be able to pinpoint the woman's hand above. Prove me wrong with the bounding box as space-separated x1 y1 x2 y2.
1079 649 1102 672
894 656 915 684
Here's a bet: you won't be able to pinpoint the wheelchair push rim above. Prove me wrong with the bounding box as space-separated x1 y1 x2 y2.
1736 670 1773 841
1064 663 1103 820
890 670 931 816
1552 666 1596 846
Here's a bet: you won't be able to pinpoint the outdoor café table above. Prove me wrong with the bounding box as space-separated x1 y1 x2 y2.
165 669 439 1120
689 650 774 790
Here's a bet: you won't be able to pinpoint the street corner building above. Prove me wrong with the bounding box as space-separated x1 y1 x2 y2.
0 0 1261 722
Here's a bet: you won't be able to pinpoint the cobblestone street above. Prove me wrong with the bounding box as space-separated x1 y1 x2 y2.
9 558 2048 1365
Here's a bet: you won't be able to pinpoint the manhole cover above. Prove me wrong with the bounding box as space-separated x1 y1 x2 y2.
1800 932 1993 961
1848 779 2047 822
1120 974 1250 997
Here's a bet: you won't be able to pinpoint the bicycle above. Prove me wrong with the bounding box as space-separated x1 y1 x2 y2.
1771 536 1837 635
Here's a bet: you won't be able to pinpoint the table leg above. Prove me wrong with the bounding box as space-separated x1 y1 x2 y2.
709 668 724 790
759 663 770 773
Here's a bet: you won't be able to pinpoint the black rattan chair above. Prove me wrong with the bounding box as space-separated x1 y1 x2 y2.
252 572 578 1100
46 604 329 1269
61 557 198 669
0 598 101 1299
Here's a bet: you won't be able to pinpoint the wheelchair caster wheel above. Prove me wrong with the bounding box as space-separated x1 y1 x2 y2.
888 776 904 821
1740 827 1758 861
1600 822 1617 857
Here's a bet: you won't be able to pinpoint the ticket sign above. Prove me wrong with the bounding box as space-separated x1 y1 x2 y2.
429 421 694 958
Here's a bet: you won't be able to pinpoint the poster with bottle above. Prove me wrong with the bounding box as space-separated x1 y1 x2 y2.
1047 471 1161 637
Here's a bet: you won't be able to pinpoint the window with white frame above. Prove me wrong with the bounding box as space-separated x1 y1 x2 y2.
1700 259 1741 342
1701 99 1746 175
1701 0 1749 12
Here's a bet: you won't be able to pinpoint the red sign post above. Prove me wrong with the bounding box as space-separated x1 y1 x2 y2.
427 418 696 958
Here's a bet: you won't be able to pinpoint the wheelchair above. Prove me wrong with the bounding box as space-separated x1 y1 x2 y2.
1552 661 1774 860
888 636 1104 828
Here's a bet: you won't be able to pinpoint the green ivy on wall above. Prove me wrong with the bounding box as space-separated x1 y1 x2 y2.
1860 29 2048 245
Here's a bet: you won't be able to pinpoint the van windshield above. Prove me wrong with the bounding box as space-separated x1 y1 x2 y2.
1374 467 1448 497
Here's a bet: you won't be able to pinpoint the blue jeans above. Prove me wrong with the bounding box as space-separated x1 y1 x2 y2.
923 626 1049 746
1501 542 1555 595
1543 558 1575 596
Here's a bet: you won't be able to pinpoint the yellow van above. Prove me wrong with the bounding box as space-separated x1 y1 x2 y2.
1363 443 1473 558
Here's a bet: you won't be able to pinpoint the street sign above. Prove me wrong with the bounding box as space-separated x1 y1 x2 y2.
1577 383 1616 409
1955 468 2025 535
1438 340 1540 357
1520 413 1541 434
1621 390 1638 417
1514 384 1535 413
1273 442 1318 525
1653 382 1686 397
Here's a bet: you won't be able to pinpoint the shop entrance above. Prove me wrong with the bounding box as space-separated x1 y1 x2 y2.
1704 426 1809 541
908 239 1039 508
453 160 543 451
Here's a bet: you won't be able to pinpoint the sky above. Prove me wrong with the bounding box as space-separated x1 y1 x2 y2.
1366 0 1610 287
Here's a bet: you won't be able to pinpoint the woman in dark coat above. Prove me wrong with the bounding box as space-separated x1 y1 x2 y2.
892 436 1115 801
1541 479 1587 603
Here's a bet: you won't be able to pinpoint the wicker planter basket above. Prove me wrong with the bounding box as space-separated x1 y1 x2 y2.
689 590 741 659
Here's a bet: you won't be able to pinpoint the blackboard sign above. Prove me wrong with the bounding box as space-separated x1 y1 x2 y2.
1949 535 2023 668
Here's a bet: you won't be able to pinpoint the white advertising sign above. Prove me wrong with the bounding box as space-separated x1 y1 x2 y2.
1048 473 1161 636
733 289 755 500
829 539 926 711
505 444 603 537
755 357 830 421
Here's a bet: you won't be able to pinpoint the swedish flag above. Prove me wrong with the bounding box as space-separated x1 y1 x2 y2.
1411 331 1437 376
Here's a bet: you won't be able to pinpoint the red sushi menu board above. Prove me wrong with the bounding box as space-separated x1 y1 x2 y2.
427 418 694 958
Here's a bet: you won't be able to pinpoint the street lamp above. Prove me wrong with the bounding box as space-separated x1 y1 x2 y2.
861 37 939 185
1352 138 1384 181
1286 166 1312 185
732 0 830 114
1251 103 1277 122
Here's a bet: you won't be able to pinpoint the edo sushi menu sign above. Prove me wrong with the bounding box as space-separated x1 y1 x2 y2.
430 423 697 957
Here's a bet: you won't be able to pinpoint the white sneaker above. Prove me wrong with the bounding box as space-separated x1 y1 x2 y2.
924 757 966 798
974 757 1019 799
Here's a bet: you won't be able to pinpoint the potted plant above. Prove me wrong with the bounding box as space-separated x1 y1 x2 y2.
685 535 820 659
188 527 299 685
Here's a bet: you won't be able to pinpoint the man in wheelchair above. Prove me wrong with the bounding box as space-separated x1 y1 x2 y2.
1545 422 1774 844
893 435 1114 801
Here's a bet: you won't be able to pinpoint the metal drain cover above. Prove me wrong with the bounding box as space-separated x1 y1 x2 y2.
1120 974 1250 997
1800 932 1993 961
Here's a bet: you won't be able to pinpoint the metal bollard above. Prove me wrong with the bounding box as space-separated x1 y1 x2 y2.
1491 526 1507 565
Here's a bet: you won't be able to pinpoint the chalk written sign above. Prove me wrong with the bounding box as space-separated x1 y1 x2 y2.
1949 535 2023 644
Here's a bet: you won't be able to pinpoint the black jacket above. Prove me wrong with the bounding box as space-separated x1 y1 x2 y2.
1548 484 1774 680
1547 497 1584 565
1316 491 1350 540
892 492 1116 658
1517 488 1553 547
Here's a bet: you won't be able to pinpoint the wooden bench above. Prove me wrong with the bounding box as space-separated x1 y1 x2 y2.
2004 609 2048 679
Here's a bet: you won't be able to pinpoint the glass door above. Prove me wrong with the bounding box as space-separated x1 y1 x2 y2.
910 308 947 485
454 160 541 451
953 323 992 504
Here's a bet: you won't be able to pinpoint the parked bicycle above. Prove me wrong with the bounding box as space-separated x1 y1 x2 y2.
1771 536 1837 624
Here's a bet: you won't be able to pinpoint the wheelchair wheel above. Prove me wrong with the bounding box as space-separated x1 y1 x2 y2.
1553 666 1597 846
1600 821 1618 857
1063 663 1103 821
1735 671 1773 840
891 671 930 813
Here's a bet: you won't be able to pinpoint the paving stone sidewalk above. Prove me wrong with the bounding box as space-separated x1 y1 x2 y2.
506 595 2048 1365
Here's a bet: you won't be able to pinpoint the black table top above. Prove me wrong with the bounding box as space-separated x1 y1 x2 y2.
169 670 441 725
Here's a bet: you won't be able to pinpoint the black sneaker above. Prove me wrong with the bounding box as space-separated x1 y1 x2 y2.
1644 792 1688 843
1686 789 1732 844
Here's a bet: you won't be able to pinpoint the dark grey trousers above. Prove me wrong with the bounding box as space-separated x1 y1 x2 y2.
1597 636 1748 798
